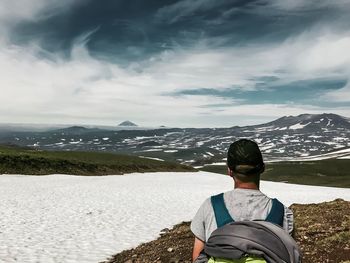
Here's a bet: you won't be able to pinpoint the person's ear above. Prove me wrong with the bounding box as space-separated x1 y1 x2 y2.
227 167 233 177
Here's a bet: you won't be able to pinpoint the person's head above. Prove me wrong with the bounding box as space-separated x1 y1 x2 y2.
227 139 265 187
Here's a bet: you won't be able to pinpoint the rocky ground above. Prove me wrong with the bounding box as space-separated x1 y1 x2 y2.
103 199 350 263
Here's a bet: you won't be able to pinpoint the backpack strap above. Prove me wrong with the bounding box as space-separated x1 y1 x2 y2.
265 198 284 227
211 193 234 228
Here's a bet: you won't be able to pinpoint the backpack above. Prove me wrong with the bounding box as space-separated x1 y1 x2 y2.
194 193 302 263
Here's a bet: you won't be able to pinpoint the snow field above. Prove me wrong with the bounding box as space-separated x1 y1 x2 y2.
0 172 349 263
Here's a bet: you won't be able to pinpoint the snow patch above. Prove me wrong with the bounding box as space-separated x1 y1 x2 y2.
254 138 263 144
0 173 349 263
135 136 154 140
289 122 311 130
254 126 275 132
141 149 163 152
196 141 205 146
205 162 226 166
326 118 332 126
139 156 164 162
69 140 81 144
309 135 323 139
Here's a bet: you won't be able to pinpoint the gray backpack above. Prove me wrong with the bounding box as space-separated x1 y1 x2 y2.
195 221 302 263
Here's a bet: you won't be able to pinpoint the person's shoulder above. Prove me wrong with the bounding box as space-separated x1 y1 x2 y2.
198 195 218 214
194 196 211 211
202 196 212 207
191 196 214 225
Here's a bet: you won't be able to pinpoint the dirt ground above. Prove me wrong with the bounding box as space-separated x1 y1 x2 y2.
103 199 350 263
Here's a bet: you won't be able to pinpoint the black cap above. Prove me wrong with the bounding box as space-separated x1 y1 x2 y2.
227 139 264 175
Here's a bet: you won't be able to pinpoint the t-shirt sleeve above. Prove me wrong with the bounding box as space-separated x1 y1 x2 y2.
190 199 208 242
283 206 294 236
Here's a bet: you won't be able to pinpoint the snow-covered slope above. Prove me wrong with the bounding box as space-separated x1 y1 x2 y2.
1 172 349 263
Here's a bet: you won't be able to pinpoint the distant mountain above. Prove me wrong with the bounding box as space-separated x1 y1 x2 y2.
118 121 137 127
0 113 349 165
53 126 88 133
0 123 67 132
50 126 103 135
61 126 87 131
252 113 350 131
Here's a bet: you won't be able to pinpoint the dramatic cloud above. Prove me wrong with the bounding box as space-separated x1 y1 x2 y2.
155 0 229 24
0 0 349 127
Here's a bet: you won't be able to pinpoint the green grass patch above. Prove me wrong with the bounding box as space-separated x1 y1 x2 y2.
0 145 196 176
200 159 350 188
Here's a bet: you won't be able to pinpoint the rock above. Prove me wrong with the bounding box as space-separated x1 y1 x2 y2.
167 247 174 252
160 228 170 233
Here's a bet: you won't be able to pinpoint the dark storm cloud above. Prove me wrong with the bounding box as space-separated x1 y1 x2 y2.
10 0 176 62
9 0 350 64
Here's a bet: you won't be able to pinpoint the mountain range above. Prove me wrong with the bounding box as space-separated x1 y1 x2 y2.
0 113 349 166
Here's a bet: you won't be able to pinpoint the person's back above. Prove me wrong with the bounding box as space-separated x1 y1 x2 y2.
190 139 294 262
191 188 293 243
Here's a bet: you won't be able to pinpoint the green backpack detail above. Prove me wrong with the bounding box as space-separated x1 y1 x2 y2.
208 255 266 263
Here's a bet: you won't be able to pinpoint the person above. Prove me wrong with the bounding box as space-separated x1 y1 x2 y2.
190 139 294 262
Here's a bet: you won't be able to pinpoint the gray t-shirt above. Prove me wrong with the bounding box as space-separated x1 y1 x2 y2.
191 188 294 242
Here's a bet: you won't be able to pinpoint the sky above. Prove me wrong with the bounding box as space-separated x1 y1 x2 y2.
1 0 350 128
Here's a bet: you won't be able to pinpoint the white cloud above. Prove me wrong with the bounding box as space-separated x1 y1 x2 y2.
143 29 350 93
1 24 350 127
0 37 239 126
0 0 82 40
0 0 80 22
265 0 350 12
290 34 350 73
322 83 350 102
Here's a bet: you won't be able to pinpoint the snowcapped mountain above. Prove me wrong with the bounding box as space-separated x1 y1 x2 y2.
253 113 350 131
1 113 349 165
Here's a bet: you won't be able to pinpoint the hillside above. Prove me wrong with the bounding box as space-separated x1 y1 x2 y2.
201 159 350 188
103 199 350 263
0 113 349 166
0 145 195 175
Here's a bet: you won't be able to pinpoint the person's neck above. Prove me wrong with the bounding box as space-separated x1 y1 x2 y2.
234 181 259 190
